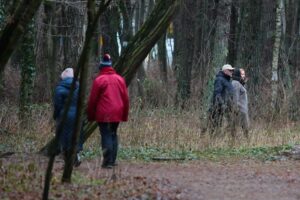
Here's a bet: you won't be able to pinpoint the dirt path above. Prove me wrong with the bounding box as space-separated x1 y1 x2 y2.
91 159 300 200
2 153 300 199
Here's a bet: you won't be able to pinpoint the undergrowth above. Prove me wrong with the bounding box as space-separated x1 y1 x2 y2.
80 144 294 162
0 103 299 162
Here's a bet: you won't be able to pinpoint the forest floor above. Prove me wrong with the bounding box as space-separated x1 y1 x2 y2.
1 153 300 200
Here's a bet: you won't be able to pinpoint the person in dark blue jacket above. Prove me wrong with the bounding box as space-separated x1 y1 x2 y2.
208 64 235 136
53 68 82 166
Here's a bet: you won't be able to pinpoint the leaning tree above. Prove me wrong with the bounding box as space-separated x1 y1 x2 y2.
40 0 180 156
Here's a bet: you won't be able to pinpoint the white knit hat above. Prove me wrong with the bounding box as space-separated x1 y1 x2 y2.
61 68 74 79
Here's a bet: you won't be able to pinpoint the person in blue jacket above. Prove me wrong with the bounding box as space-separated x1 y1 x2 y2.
53 68 82 166
208 64 235 136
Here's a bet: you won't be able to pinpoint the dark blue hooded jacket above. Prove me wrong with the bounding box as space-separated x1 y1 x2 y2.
212 71 234 109
53 77 82 152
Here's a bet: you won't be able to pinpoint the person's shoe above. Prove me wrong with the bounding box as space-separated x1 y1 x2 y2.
74 154 81 167
112 162 118 166
101 164 113 169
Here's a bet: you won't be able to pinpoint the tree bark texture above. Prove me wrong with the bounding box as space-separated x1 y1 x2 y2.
235 0 263 97
202 0 232 108
271 0 283 110
174 0 196 108
158 33 168 83
135 0 146 107
118 0 134 53
100 4 120 60
0 0 43 76
19 22 36 126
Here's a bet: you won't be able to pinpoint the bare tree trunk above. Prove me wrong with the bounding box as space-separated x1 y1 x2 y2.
235 0 263 99
202 0 232 108
227 0 238 66
63 1 85 67
271 0 283 110
211 0 232 73
118 0 134 53
100 4 120 60
174 0 196 108
19 22 36 127
288 0 300 120
0 0 43 75
192 0 214 103
0 1 15 97
35 3 56 102
158 33 168 83
136 0 146 107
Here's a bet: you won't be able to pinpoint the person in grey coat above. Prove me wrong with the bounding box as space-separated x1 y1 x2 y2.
231 68 250 137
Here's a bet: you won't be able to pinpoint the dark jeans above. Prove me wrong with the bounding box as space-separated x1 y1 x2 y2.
208 105 224 134
99 122 119 166
56 119 84 155
208 105 235 137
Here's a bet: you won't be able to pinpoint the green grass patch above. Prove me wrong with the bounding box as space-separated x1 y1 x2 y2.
115 144 293 162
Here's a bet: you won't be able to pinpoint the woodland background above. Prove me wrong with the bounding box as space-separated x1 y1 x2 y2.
1 0 300 155
1 0 300 199
1 0 300 124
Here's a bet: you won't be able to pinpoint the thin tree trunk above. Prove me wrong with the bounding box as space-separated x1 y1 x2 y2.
118 0 133 53
158 33 168 83
271 0 283 110
227 0 238 65
280 0 292 111
136 0 146 106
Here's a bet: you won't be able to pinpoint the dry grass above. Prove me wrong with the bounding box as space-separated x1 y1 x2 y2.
120 106 300 151
1 103 300 154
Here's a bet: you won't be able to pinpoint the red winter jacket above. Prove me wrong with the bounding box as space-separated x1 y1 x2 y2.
87 67 129 122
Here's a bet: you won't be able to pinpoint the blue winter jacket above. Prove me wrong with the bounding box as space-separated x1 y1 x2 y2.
212 71 234 109
53 78 82 152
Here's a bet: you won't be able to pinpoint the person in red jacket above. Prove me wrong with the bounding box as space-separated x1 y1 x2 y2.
87 54 129 169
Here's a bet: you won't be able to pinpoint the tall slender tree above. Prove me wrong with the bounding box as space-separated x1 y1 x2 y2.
158 33 168 83
19 22 36 126
135 0 147 106
271 0 283 110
